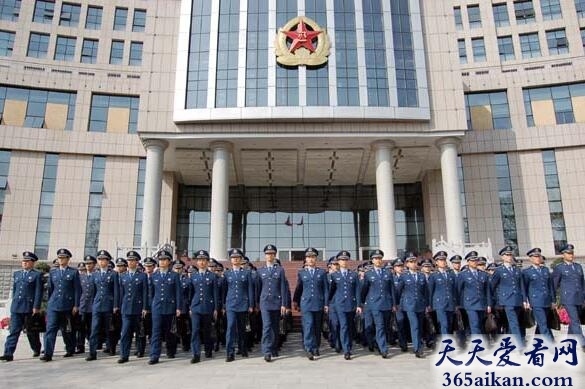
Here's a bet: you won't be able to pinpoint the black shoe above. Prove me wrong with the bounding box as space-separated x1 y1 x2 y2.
63 352 74 358
314 350 320 356
0 355 13 362
241 351 248 358
40 355 52 362
109 351 116 356
75 348 84 354
381 352 389 359
264 354 272 362
190 356 200 364
272 351 279 357
335 347 341 353
32 352 40 358
226 354 235 362
137 353 144 358
344 353 351 360
85 354 97 361
117 358 129 364
415 350 425 358
368 346 374 352
148 359 159 365
400 346 408 352
204 351 212 358
307 351 314 361
167 354 175 359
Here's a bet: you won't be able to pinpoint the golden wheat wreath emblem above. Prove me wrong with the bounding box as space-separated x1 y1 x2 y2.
275 16 330 67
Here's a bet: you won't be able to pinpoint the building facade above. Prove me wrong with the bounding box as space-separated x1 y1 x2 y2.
0 0 583 263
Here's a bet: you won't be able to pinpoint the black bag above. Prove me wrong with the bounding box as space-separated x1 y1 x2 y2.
452 309 466 332
25 312 46 333
423 312 436 338
354 314 363 336
244 313 252 333
321 312 330 333
390 312 399 333
579 305 585 325
484 312 498 333
279 316 287 335
520 308 535 329
547 307 561 331
170 316 178 335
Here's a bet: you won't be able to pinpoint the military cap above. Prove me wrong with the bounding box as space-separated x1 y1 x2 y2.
84 255 97 264
22 251 38 262
449 255 462 263
420 258 433 267
194 249 210 259
498 246 515 256
77 262 87 270
108 260 115 269
157 249 173 260
126 250 141 261
137 263 144 271
465 251 478 261
210 258 220 267
186 265 195 273
275 258 281 266
336 250 351 260
433 251 448 260
242 256 251 264
52 258 58 265
461 265 469 272
370 249 384 259
526 247 542 257
115 258 128 266
327 256 338 266
403 251 417 262
57 248 72 258
486 263 496 271
305 247 319 257
97 249 112 260
477 257 487 265
392 258 405 267
560 243 574 253
263 244 277 254
173 259 185 268
143 257 157 266
228 248 244 258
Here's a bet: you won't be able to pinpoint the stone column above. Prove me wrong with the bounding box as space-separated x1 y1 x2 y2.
373 140 397 258
436 137 465 244
209 141 232 260
141 139 168 249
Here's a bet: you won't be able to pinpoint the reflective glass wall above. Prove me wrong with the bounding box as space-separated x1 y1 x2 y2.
176 184 425 261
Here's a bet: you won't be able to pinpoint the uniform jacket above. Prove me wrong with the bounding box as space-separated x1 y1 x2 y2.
222 268 255 312
359 268 395 311
552 262 585 305
329 270 360 312
79 272 96 313
256 265 288 311
293 267 328 312
457 269 492 310
47 266 81 311
91 269 119 313
189 270 220 314
490 265 525 307
522 266 555 308
149 270 183 315
428 270 458 311
10 269 42 313
119 271 149 315
396 271 428 313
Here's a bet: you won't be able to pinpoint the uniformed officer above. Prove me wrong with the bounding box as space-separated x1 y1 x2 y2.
359 249 395 359
450 255 463 274
41 248 81 361
390 258 408 352
222 248 254 362
257 244 288 362
491 246 525 347
173 259 192 353
76 255 96 354
136 256 157 357
457 251 492 337
293 247 328 360
86 250 120 361
0 251 43 362
395 252 429 358
118 251 149 363
552 244 585 350
189 250 220 363
326 256 341 352
148 250 183 364
522 248 555 342
428 251 458 336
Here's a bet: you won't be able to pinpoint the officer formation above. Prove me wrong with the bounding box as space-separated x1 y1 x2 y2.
1 243 584 364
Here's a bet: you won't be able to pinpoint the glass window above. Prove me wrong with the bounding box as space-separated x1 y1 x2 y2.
59 2 80 27
541 0 562 20
520 32 541 58
186 0 212 109
85 6 102 29
0 30 15 57
276 0 299 106
215 0 239 108
245 0 268 107
34 153 58 260
495 153 518 252
0 0 21 22
546 29 568 55
493 3 509 27
454 6 463 30
467 5 482 28
458 39 467 64
363 0 389 107
129 41 142 66
392 0 418 107
88 94 139 133
581 28 585 48
498 36 515 61
523 82 585 126
305 0 329 106
81 38 98 64
541 150 566 253
109 40 124 64
465 90 512 130
113 7 128 31
54 35 76 61
33 0 54 24
132 9 146 32
514 0 535 24
577 0 585 17
472 37 486 62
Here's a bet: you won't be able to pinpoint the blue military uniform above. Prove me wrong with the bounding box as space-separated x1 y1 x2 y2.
76 255 96 354
189 250 220 362
118 252 149 363
87 250 120 360
256 244 288 361
428 251 458 336
390 259 408 351
329 250 360 359
293 247 328 359
522 248 555 341
552 244 585 347
43 248 81 361
148 250 183 364
222 248 255 361
1 251 43 361
457 251 492 336
359 249 394 358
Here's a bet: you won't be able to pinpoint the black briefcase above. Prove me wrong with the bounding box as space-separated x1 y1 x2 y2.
547 308 561 331
25 312 46 333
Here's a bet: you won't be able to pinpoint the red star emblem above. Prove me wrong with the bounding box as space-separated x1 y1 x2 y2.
284 20 321 53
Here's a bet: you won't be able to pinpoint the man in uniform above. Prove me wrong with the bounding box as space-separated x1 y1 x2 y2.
522 248 555 342
222 248 255 362
390 258 408 351
1 251 43 361
359 249 394 359
457 251 492 337
118 251 149 363
428 251 457 337
450 255 463 275
41 248 81 361
552 243 585 350
173 259 192 353
189 249 220 363
326 256 341 352
256 244 288 362
136 256 157 357
86 250 119 361
76 255 96 354
148 250 183 364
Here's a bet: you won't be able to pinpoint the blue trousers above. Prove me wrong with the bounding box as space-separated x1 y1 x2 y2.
44 310 76 357
503 306 523 347
301 310 323 353
532 307 553 342
337 310 356 354
89 311 112 354
190 312 213 357
405 311 424 352
395 310 408 348
328 310 341 350
365 310 390 354
435 310 454 336
466 309 486 336
120 314 142 359
226 310 247 357
565 304 585 345
260 309 280 356
3 312 40 357
149 313 177 360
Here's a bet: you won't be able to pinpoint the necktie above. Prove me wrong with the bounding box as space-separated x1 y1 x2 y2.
22 271 26 280
310 269 314 277
376 269 381 277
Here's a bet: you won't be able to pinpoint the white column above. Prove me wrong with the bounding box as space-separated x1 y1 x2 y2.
437 137 465 245
373 141 397 258
209 141 232 260
141 139 168 250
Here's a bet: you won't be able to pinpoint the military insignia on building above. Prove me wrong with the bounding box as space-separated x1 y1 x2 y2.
275 16 330 67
